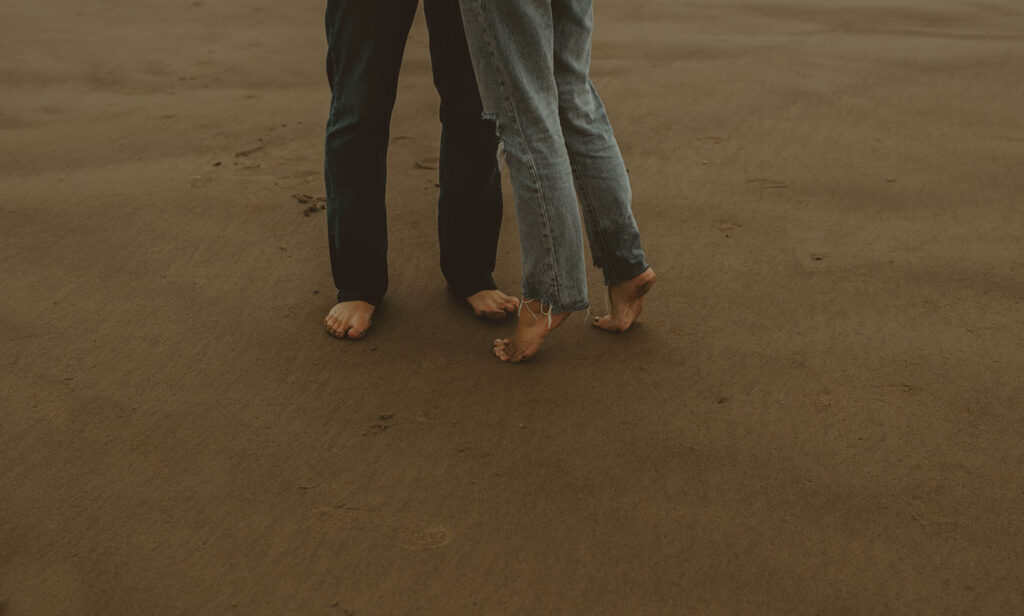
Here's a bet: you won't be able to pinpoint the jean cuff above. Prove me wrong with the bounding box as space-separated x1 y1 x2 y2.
530 298 590 314
521 287 590 314
336 292 382 306
603 261 650 287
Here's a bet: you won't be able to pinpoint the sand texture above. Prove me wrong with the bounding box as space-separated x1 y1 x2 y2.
2 0 1024 613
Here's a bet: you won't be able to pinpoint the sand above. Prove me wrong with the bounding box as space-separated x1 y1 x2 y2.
2 0 1023 613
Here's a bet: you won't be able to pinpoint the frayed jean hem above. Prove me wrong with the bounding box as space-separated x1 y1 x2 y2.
521 293 590 315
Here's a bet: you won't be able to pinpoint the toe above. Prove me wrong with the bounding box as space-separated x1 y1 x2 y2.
493 339 509 358
329 325 351 339
325 314 345 333
347 327 365 339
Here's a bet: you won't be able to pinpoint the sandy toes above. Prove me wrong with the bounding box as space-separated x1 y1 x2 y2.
324 300 375 339
493 300 571 363
466 289 520 320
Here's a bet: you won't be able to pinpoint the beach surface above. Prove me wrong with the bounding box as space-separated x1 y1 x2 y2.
2 0 1023 613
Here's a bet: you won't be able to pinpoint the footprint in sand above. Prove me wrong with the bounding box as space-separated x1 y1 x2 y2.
294 193 326 216
363 413 394 436
229 143 267 176
415 157 439 170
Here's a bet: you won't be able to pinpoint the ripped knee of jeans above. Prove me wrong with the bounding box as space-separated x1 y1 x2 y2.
481 111 505 168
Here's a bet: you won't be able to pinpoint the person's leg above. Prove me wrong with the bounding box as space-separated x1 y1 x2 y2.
323 0 418 338
551 0 654 331
422 0 518 320
458 0 589 360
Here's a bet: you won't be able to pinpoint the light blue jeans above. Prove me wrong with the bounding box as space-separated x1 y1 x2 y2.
458 0 649 313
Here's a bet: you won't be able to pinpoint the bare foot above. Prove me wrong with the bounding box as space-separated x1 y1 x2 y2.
592 267 656 332
466 289 520 320
324 300 375 340
493 300 571 363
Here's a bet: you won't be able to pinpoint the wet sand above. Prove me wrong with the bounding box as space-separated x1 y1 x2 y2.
2 0 1023 613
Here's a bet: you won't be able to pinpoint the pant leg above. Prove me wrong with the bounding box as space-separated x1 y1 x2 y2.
457 0 590 313
551 0 649 286
324 0 419 305
423 0 504 299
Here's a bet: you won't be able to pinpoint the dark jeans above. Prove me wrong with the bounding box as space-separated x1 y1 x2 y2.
324 0 503 306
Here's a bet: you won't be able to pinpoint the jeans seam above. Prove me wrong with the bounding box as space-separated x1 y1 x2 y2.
470 0 562 305
566 148 617 283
